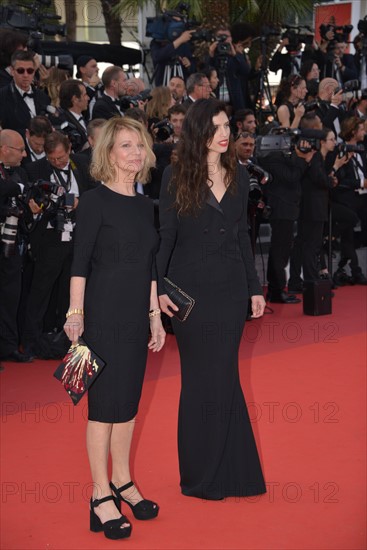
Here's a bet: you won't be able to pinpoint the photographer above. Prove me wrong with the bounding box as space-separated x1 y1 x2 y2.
182 73 212 106
260 139 316 303
92 66 127 120
0 129 36 362
269 33 321 80
168 75 186 103
208 24 260 112
333 117 367 251
22 115 53 166
56 79 90 153
233 108 257 136
22 131 96 357
75 56 102 120
276 74 307 128
315 77 345 139
0 50 50 134
151 26 195 86
318 29 358 83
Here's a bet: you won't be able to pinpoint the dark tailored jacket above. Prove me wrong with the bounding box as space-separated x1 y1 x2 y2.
24 153 97 257
0 82 50 133
150 40 195 87
300 152 333 222
260 151 309 221
333 150 367 211
92 94 122 120
156 164 262 299
0 165 28 222
319 53 358 82
314 101 346 138
57 108 89 153
0 68 12 89
209 53 257 111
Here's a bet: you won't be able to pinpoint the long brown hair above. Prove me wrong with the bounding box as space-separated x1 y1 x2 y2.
171 99 237 215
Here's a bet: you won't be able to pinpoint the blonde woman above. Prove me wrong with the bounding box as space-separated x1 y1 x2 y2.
145 85 175 122
64 117 165 540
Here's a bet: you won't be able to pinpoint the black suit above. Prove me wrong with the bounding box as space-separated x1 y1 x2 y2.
315 100 346 138
260 151 309 293
0 68 12 89
57 109 89 153
0 82 50 133
92 94 121 120
22 154 96 352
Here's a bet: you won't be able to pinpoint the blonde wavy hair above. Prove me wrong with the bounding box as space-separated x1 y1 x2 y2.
90 117 156 183
145 86 173 120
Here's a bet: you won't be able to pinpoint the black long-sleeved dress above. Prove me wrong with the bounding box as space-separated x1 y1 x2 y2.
71 185 158 423
156 164 266 500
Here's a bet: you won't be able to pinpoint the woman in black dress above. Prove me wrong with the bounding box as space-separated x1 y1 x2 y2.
276 74 307 128
64 117 165 539
157 99 266 500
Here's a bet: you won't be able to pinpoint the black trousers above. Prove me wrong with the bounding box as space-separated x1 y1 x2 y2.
331 203 361 274
0 251 22 357
267 219 295 293
301 220 325 282
22 230 73 349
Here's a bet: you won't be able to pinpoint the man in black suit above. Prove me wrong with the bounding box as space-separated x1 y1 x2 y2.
0 50 50 133
57 79 90 153
92 65 127 120
22 131 96 356
0 129 34 362
75 55 103 120
21 115 53 166
315 78 345 139
260 144 316 303
0 29 28 89
182 73 212 108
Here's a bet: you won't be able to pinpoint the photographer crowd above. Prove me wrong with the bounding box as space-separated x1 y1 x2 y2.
0 14 367 361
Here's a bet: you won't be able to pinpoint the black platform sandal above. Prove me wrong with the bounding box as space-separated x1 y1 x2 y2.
90 495 132 539
110 481 159 520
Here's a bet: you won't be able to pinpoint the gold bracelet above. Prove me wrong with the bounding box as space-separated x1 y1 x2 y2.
149 308 161 318
66 308 84 319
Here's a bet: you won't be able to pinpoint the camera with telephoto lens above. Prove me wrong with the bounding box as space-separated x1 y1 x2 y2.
302 100 319 113
118 89 152 111
153 119 174 141
215 34 231 55
53 121 84 152
1 200 23 258
320 24 353 41
336 143 365 159
246 162 271 203
342 79 360 93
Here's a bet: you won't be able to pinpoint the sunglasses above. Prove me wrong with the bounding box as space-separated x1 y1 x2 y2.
14 67 35 75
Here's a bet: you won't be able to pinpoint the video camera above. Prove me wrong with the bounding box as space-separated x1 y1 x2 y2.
146 2 201 42
282 25 314 51
256 127 323 158
0 0 73 73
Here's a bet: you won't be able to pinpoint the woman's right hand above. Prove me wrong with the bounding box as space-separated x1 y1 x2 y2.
64 314 84 344
158 294 178 317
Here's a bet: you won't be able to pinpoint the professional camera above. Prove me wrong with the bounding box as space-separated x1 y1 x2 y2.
302 99 319 113
256 127 322 158
118 89 152 111
215 34 231 55
244 162 272 218
1 200 23 257
319 24 353 42
53 121 84 152
146 2 200 42
0 1 73 73
342 79 360 93
282 25 313 51
336 143 365 159
153 119 174 141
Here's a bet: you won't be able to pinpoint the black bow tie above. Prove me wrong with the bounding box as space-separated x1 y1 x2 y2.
23 92 34 99
58 168 70 175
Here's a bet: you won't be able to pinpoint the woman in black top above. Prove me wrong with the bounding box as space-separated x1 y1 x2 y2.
276 74 307 128
157 99 266 500
64 117 165 539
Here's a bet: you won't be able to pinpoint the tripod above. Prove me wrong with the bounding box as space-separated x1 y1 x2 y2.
255 36 277 127
162 59 184 87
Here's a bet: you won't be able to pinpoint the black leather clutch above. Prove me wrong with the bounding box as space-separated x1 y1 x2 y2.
164 277 195 322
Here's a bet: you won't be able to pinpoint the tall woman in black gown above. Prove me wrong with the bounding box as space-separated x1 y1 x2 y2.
157 99 267 500
64 117 165 539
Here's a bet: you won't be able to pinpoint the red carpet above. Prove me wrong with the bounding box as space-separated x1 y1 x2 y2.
1 286 366 549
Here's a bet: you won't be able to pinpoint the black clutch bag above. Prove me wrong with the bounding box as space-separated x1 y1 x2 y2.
164 277 195 321
53 337 105 405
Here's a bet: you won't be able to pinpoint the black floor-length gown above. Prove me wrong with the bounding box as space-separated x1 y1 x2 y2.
157 165 266 500
71 185 158 423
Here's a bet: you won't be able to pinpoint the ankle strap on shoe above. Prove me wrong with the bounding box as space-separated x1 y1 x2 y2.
91 494 114 508
110 480 134 495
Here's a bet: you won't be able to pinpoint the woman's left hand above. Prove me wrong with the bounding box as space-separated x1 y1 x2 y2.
251 295 266 318
148 317 166 352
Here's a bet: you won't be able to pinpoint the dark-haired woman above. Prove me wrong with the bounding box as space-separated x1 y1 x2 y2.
156 98 266 500
276 74 307 128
